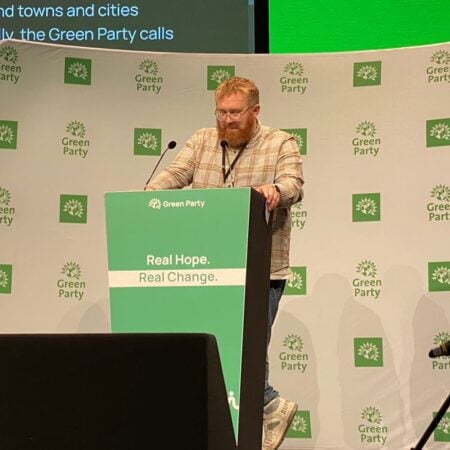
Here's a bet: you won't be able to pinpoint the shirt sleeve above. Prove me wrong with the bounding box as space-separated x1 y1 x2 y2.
145 133 199 190
274 135 304 208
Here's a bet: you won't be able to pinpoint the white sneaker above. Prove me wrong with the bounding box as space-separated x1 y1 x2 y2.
262 396 298 450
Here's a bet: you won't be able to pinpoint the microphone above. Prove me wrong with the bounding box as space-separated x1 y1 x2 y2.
144 140 176 189
429 341 450 358
220 140 228 150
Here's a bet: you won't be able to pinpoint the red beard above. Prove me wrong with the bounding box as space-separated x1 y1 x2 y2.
217 119 255 148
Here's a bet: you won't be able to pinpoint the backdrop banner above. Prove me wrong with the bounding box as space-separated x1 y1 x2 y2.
0 39 449 449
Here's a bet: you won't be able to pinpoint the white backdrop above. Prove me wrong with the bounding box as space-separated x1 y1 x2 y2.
0 39 449 449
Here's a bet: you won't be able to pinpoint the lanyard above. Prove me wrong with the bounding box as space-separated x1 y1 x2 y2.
221 145 245 186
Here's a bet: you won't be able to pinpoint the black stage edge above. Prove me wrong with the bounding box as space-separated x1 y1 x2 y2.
0 333 236 450
237 189 272 450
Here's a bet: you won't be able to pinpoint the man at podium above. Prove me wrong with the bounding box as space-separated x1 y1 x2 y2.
145 76 304 450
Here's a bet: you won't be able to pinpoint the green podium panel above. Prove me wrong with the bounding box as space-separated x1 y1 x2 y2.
105 188 271 449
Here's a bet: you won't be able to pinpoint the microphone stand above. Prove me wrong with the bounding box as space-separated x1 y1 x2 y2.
411 393 450 449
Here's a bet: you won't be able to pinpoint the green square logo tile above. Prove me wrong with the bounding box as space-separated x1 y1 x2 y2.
426 118 450 148
353 61 382 87
0 120 18 150
284 266 307 296
352 193 381 222
0 264 12 294
282 128 307 155
434 411 450 442
354 337 384 367
428 261 450 292
64 57 92 85
207 66 235 90
287 411 312 438
59 194 88 224
134 128 162 156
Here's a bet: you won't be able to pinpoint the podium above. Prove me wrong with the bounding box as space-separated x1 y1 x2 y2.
104 188 272 450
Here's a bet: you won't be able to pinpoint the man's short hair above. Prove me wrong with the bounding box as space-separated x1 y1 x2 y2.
215 77 259 106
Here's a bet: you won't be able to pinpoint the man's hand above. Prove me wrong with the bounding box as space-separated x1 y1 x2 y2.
255 184 280 211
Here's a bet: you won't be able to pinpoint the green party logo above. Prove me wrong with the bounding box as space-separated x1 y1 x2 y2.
0 264 13 294
0 187 15 227
427 50 450 84
57 261 86 300
353 61 382 87
290 202 307 230
207 66 235 90
434 412 450 442
353 121 381 157
134 128 162 156
352 193 381 222
354 337 384 367
353 260 382 300
59 194 88 224
64 57 92 85
428 261 450 292
431 332 450 371
135 59 163 93
280 334 308 372
282 128 307 155
62 120 90 158
286 411 312 439
426 118 450 148
427 184 450 222
359 406 388 445
0 45 21 85
280 61 308 94
284 266 307 295
0 120 18 150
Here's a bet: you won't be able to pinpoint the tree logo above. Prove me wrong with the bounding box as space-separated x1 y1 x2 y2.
0 187 11 206
0 264 12 294
362 406 383 424
284 266 307 295
431 184 450 202
357 121 376 137
59 194 88 224
0 45 18 64
66 121 86 138
62 262 82 279
286 411 312 438
353 61 382 87
283 334 304 352
64 57 92 85
282 128 307 155
139 59 159 75
431 50 450 65
280 61 308 94
427 118 450 148
0 120 18 150
136 59 163 93
352 193 381 222
134 128 162 156
359 406 388 444
354 337 383 367
357 260 377 278
428 262 450 292
148 198 162 210
207 66 235 90
431 331 450 369
435 413 450 442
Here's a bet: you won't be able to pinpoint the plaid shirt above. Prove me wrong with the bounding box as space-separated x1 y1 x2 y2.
147 122 304 279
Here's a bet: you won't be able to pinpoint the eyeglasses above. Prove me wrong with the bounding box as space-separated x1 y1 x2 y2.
214 105 253 121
